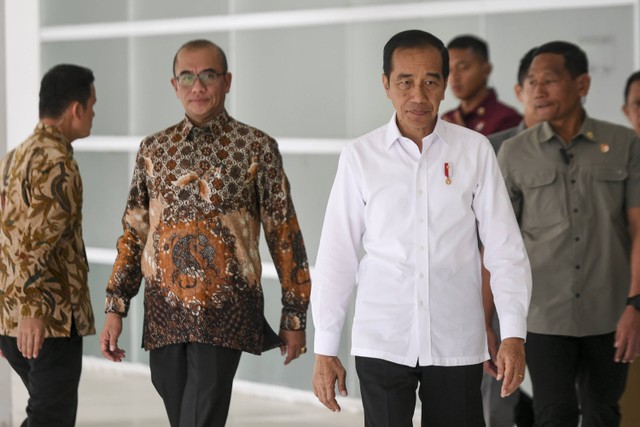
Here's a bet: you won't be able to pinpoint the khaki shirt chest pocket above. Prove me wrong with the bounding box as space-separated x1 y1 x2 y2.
520 169 565 229
591 166 627 216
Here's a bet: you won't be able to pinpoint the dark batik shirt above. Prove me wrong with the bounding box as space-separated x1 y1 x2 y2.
105 111 311 353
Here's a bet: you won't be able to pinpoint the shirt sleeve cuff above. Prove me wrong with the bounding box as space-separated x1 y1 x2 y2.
19 302 45 319
105 295 129 317
496 315 528 341
280 311 307 331
313 329 342 356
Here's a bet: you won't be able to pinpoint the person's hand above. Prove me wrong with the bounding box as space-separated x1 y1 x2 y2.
484 326 500 378
496 337 526 397
614 306 640 363
0 349 5 359
312 355 347 412
17 317 45 359
100 313 126 362
279 330 306 365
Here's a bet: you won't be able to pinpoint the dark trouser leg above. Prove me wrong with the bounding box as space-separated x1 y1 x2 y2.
356 357 485 427
150 343 188 427
577 333 627 427
355 356 418 427
418 363 485 427
526 333 580 427
482 371 521 427
0 334 83 427
150 343 242 427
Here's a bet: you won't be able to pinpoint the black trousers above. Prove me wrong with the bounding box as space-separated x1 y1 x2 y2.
0 333 82 427
149 343 242 427
355 356 485 427
526 332 628 427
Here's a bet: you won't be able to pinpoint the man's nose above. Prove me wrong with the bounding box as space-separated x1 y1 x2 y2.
191 77 206 91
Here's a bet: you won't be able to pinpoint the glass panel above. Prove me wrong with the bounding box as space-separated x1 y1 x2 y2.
131 0 228 20
350 0 481 4
75 152 133 248
233 0 348 13
41 40 130 136
233 25 347 138
40 0 128 26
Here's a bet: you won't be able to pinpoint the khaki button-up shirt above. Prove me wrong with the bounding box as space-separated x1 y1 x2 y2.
498 116 640 336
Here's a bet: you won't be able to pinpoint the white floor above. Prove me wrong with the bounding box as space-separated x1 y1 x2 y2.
9 357 421 427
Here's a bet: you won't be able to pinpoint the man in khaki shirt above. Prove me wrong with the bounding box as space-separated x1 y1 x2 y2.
498 42 640 426
620 69 640 427
0 64 97 427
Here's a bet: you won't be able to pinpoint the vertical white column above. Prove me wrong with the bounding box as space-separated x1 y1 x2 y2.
0 361 9 427
4 0 39 151
1 1 40 424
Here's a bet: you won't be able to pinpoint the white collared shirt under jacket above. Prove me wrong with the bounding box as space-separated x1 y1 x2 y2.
312 115 532 367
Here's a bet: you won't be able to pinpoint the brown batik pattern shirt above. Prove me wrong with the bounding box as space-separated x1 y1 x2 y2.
0 124 95 337
105 111 311 353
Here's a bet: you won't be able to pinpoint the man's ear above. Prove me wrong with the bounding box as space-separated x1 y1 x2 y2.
576 73 591 98
223 72 232 94
484 61 493 78
382 73 391 98
514 83 523 102
70 100 83 120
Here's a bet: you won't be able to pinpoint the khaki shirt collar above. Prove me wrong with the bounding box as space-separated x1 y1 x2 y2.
538 111 597 146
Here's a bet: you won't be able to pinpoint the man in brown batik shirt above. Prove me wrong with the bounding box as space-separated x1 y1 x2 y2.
99 39 311 427
0 64 97 427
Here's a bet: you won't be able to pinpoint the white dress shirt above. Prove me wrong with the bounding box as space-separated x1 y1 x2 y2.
312 114 531 367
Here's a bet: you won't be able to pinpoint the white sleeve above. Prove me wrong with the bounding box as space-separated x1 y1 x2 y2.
311 146 365 356
473 141 532 340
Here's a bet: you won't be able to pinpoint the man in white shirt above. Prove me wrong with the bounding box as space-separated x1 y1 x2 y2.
311 29 532 427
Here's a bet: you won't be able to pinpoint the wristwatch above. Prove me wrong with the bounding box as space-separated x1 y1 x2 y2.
626 295 640 311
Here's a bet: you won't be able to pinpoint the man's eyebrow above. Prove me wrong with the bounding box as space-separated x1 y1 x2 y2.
177 68 217 75
395 73 414 80
426 72 442 80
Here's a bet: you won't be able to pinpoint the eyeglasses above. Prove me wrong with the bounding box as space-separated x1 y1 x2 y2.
175 70 226 87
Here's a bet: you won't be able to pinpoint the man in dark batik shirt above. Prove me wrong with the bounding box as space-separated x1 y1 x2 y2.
99 39 311 427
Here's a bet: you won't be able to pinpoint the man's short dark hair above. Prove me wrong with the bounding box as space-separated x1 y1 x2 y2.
532 41 588 78
517 47 537 86
447 35 489 62
39 64 94 119
172 39 228 76
383 30 449 81
624 70 640 103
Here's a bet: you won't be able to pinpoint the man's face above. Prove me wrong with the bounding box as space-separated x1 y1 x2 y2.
383 46 446 139
623 80 640 135
171 46 232 126
447 48 491 101
524 53 589 124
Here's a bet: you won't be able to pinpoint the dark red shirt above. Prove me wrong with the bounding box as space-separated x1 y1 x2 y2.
441 89 522 136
